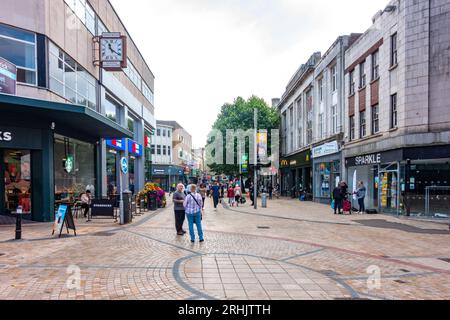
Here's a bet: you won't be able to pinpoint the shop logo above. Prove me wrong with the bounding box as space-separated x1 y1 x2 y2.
120 157 128 174
0 131 12 141
281 160 289 166
355 154 381 166
64 155 74 173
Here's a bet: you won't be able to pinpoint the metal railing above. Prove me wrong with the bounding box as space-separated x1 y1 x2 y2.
425 186 450 218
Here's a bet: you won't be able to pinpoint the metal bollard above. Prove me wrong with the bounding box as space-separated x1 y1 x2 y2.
262 193 267 208
15 213 22 240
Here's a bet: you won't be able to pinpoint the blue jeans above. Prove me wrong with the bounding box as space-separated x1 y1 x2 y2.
186 211 204 241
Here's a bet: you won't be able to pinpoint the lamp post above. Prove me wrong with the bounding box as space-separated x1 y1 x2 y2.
254 108 258 210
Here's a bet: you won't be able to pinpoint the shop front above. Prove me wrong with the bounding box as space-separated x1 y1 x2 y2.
280 149 312 198
151 165 184 191
0 94 132 222
312 141 341 204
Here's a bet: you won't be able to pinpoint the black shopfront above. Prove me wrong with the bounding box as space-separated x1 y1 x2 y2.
0 94 132 222
345 145 450 217
280 149 312 197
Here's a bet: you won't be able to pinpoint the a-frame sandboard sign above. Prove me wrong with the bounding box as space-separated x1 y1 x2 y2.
52 203 77 237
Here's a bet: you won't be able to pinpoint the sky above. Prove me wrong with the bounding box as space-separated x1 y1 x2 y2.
110 0 388 148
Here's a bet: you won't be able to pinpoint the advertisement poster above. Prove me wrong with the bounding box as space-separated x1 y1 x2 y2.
257 130 268 163
53 204 68 235
0 56 17 95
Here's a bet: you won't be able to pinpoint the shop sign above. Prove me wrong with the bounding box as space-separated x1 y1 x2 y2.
0 56 17 95
280 150 311 168
144 135 151 148
312 141 339 159
346 149 403 167
106 138 126 151
0 131 12 141
120 157 128 174
64 155 74 173
128 139 143 157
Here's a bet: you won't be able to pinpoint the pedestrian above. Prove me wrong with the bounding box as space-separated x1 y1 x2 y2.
234 183 242 207
219 183 225 203
332 185 343 215
173 183 187 236
249 181 255 206
199 183 207 210
80 190 91 219
211 181 220 210
355 181 366 214
228 184 235 207
183 184 204 243
268 184 273 200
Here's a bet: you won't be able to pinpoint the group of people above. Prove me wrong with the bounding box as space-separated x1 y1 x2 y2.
331 181 366 215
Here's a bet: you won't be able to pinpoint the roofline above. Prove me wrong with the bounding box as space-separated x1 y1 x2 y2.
106 0 156 80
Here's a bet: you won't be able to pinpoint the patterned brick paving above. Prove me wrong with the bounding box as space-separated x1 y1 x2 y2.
0 196 449 300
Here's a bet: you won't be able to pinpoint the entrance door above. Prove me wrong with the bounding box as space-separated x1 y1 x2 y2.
379 168 399 214
3 150 32 214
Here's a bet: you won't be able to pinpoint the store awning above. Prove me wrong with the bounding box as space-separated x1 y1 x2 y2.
0 94 133 140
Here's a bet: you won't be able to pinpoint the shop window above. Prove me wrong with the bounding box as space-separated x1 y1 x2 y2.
49 42 96 110
314 161 340 199
54 134 95 202
3 150 32 214
0 23 37 85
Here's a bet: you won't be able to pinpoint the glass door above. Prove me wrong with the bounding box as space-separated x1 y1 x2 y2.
379 164 399 214
4 150 32 214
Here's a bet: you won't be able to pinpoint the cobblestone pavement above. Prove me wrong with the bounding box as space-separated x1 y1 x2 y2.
0 196 449 300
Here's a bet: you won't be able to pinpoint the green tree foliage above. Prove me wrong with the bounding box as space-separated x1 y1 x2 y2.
206 96 280 176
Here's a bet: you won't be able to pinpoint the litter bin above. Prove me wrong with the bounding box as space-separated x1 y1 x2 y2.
147 192 158 211
261 193 267 208
122 190 133 224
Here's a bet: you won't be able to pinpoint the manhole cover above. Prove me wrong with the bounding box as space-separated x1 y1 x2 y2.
257 226 270 229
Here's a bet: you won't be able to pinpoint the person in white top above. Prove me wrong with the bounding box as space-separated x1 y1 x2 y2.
234 183 242 207
80 190 91 218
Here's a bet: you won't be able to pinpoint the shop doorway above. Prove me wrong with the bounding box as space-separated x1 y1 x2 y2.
379 163 399 214
1 149 32 215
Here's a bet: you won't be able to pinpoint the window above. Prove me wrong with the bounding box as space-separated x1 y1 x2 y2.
168 130 171 138
157 145 161 155
282 112 287 154
391 94 398 128
359 61 366 88
151 144 155 155
391 33 398 67
318 113 324 139
372 104 379 134
179 149 183 158
64 0 96 35
289 106 294 152
331 105 338 134
49 42 96 109
123 59 142 90
318 78 324 102
168 146 171 156
296 98 303 147
127 116 135 133
331 65 337 92
142 82 154 105
349 116 355 141
0 23 37 85
349 70 355 95
157 129 161 136
162 129 166 137
97 18 108 36
105 95 121 123
306 91 313 144
372 50 379 80
163 145 166 155
359 111 366 138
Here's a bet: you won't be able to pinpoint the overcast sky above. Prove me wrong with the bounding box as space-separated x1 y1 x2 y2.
110 0 388 148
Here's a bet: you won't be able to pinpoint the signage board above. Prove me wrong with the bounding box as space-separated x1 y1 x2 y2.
0 56 17 95
120 157 128 174
128 139 143 157
52 204 76 237
0 126 42 149
64 155 74 173
312 141 339 159
345 149 403 167
91 199 115 217
257 131 268 163
106 139 126 151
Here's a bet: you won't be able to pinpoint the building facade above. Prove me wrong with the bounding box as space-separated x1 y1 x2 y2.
0 0 156 221
343 0 450 216
311 35 361 203
279 52 321 197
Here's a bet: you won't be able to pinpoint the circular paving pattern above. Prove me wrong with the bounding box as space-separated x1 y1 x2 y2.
179 253 353 300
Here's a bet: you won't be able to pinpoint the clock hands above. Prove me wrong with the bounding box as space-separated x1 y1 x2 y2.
108 43 120 55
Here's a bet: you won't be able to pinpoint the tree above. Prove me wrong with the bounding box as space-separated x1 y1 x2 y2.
206 96 280 176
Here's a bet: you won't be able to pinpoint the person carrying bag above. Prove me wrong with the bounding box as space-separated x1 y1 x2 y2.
183 185 204 243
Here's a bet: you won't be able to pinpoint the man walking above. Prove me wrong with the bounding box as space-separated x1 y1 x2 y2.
211 181 220 210
332 185 344 215
173 183 187 235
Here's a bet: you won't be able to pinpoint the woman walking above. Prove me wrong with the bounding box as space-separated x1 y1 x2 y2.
199 183 207 210
234 183 242 207
355 181 366 214
183 184 204 243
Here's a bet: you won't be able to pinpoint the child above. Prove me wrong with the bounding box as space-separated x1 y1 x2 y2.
228 185 235 207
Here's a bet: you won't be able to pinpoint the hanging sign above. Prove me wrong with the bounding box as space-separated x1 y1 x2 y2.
120 157 128 174
128 139 143 157
106 138 126 151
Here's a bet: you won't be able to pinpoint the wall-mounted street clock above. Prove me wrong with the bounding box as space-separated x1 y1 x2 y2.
99 32 127 71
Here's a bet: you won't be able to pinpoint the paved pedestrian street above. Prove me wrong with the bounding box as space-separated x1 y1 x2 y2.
0 198 449 300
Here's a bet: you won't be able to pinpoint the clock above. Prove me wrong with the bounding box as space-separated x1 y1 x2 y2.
99 33 127 71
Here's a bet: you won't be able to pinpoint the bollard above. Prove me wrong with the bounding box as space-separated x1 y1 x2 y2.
15 213 22 240
261 193 267 208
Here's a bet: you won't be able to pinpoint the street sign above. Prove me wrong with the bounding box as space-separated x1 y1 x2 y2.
120 157 128 174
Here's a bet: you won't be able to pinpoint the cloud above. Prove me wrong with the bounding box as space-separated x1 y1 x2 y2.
110 0 388 148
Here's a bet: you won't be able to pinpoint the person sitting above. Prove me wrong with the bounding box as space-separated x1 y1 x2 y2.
80 190 92 218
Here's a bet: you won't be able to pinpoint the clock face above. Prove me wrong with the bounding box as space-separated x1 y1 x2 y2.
100 38 123 62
